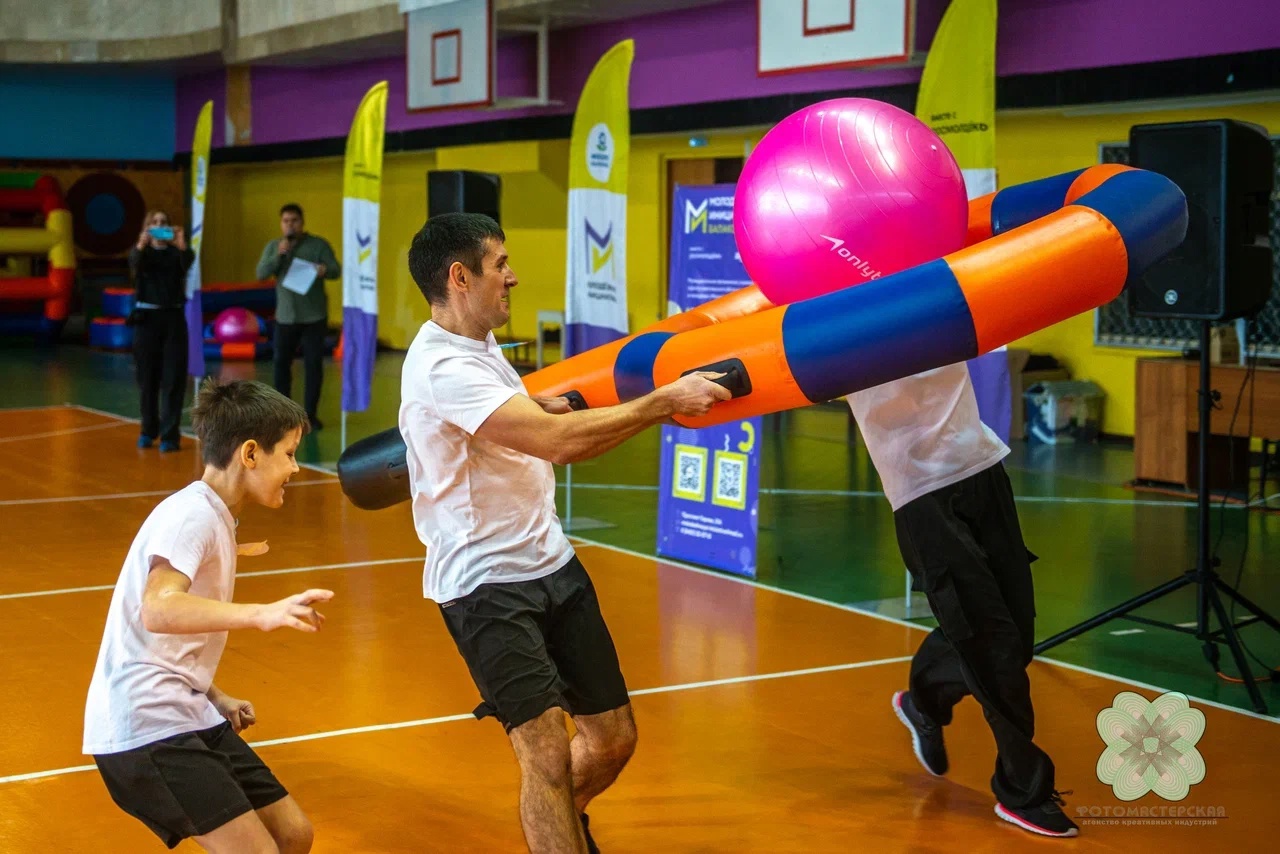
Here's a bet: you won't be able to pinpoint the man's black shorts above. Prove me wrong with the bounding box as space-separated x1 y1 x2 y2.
92 721 288 849
439 554 630 731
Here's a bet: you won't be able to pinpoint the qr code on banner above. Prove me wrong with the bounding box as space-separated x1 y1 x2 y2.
672 445 707 501
713 451 748 510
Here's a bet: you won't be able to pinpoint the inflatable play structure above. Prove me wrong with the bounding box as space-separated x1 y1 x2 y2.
89 286 135 349
0 174 75 340
197 282 276 361
335 98 1189 511
204 304 272 361
89 278 277 361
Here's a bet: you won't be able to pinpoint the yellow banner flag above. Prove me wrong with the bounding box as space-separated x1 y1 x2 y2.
916 0 998 198
564 39 634 356
185 100 212 377
341 81 388 414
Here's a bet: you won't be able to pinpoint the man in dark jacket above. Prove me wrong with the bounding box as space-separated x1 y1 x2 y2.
256 203 341 430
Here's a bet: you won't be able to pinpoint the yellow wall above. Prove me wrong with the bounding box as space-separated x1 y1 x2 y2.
199 129 761 352
198 100 1278 437
639 131 761 323
996 99 1280 436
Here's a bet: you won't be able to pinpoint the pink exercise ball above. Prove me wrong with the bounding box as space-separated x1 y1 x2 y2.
734 98 969 305
213 308 261 344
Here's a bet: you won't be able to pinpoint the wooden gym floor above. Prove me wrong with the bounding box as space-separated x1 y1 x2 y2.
0 404 1272 851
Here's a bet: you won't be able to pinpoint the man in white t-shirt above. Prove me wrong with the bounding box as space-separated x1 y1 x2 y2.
400 212 731 854
84 379 334 852
846 363 1077 839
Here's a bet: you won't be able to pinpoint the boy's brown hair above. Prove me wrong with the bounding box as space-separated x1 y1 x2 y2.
190 379 310 469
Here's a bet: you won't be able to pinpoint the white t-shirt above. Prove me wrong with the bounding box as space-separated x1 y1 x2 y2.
846 362 1009 512
399 321 574 603
83 481 237 755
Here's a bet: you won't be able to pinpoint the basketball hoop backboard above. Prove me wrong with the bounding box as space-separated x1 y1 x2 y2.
758 0 913 76
403 0 559 112
404 0 494 112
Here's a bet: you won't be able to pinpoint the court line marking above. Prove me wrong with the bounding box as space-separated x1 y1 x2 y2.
0 421 131 444
551 482 1236 510
66 403 144 422
0 557 422 601
0 405 82 413
569 538 1280 724
51 406 1271 510
64 403 339 479
0 656 911 784
0 479 336 508
25 407 1280 722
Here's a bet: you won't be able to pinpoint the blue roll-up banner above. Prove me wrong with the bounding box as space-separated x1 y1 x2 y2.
656 184 761 577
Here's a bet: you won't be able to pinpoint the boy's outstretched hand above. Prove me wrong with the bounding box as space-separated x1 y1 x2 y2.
256 589 334 632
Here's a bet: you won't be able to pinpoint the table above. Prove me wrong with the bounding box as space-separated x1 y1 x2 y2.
1134 357 1280 491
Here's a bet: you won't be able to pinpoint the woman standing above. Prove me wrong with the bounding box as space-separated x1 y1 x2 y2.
129 210 194 452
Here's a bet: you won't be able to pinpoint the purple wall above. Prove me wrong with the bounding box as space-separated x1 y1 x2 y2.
240 33 540 148
995 0 1277 74
176 69 227 151
177 0 1280 151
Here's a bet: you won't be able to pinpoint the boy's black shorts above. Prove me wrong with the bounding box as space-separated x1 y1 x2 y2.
93 721 288 849
439 554 631 732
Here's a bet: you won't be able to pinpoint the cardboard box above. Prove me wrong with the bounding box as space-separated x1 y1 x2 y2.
1210 325 1240 365
1007 348 1072 440
1024 380 1106 444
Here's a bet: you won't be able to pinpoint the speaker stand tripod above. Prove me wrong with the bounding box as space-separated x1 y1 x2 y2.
1033 321 1280 714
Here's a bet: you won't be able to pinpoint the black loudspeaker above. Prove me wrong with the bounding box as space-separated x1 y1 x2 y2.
1127 119 1273 321
427 170 501 224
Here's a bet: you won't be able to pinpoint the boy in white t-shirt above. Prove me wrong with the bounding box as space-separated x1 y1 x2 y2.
83 379 333 853
400 213 730 854
846 363 1077 839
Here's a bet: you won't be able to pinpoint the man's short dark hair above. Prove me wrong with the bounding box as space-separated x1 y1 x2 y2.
408 213 505 306
191 379 310 469
280 203 304 219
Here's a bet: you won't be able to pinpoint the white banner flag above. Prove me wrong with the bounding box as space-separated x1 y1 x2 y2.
565 188 627 350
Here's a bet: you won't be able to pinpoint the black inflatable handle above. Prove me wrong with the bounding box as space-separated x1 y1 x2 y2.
336 429 412 510
337 363 749 512
681 358 752 399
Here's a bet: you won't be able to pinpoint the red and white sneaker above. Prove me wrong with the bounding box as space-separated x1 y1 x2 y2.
995 791 1080 838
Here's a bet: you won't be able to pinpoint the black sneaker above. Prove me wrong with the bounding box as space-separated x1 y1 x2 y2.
581 813 600 854
892 690 948 776
995 791 1080 838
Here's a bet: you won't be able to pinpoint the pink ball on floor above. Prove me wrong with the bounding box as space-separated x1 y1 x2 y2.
212 308 261 344
734 98 969 305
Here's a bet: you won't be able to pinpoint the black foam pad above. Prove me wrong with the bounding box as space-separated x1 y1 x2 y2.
336 428 411 510
680 357 752 398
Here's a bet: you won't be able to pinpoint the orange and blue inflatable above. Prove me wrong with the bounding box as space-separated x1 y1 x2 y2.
91 280 279 360
338 162 1187 511
197 282 276 361
336 99 1187 512
534 162 1184 429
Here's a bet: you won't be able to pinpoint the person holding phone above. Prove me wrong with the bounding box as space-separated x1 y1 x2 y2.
255 203 341 431
129 210 194 452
